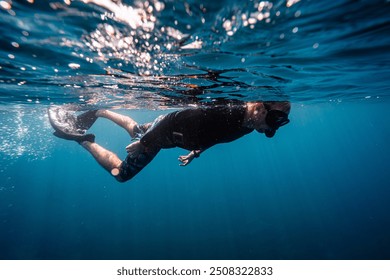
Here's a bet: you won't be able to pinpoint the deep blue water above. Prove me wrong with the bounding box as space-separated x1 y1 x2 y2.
0 0 390 260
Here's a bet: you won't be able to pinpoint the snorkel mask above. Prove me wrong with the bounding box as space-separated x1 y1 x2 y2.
264 105 290 138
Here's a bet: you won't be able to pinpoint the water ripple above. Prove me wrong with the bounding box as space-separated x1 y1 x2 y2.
0 0 389 108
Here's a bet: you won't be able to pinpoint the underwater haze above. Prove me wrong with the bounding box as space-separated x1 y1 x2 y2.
0 0 390 259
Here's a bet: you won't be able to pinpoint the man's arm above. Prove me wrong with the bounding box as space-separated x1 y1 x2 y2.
178 149 204 166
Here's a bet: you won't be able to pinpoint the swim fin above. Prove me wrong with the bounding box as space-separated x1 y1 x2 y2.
48 106 95 143
76 110 98 130
53 130 95 143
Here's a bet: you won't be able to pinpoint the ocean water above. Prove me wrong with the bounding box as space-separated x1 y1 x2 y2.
0 0 389 260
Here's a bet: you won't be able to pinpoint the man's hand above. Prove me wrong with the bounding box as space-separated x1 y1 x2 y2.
178 152 195 166
178 150 200 166
126 141 145 158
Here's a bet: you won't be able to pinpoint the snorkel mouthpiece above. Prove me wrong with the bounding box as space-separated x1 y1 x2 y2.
265 129 276 138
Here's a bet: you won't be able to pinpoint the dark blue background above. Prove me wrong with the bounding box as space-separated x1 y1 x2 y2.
1 102 389 259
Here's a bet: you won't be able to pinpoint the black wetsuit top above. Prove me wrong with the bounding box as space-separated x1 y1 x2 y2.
140 105 253 151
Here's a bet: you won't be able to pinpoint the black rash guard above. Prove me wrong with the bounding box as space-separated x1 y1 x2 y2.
140 105 253 151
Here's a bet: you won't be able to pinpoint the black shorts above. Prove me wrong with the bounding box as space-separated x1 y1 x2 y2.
115 120 162 182
116 145 160 182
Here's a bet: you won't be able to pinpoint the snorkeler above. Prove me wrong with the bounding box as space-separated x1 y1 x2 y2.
48 101 291 182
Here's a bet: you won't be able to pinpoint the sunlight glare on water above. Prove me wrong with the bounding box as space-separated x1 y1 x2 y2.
82 0 180 75
0 0 389 107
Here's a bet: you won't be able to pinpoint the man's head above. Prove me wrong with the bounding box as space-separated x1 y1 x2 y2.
249 101 291 138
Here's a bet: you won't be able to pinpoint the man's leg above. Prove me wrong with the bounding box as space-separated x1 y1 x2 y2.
80 140 160 182
96 110 140 138
78 110 160 182
80 141 123 178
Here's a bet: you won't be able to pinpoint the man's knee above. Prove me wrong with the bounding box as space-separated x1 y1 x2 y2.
112 162 143 183
111 166 133 183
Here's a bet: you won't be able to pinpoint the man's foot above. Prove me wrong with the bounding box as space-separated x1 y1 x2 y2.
77 133 95 144
49 106 97 144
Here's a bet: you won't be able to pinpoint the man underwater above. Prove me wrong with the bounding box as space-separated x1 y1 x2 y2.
49 101 291 182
